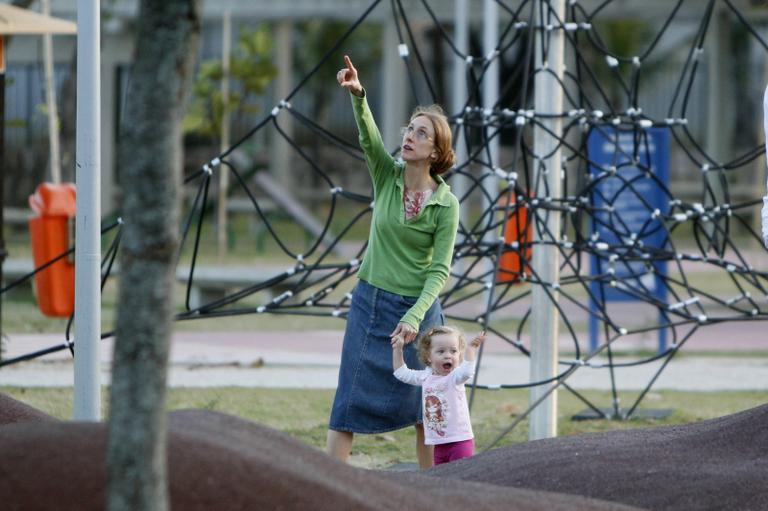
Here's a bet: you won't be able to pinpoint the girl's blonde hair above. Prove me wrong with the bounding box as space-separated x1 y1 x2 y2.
409 104 456 175
417 325 465 365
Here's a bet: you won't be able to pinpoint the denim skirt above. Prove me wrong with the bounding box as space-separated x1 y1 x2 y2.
329 279 444 434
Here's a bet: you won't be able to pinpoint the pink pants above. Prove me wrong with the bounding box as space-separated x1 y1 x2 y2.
433 438 475 465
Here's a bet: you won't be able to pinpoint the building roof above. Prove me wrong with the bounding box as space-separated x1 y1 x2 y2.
48 0 768 24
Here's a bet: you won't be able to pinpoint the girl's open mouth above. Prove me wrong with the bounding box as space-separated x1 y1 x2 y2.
442 363 452 371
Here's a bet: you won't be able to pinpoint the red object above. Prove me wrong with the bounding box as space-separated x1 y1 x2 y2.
28 183 76 317
497 195 532 284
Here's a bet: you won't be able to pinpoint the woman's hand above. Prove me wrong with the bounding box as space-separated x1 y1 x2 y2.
390 322 418 344
337 55 364 97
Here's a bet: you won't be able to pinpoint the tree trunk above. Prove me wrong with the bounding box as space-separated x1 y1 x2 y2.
105 2 200 511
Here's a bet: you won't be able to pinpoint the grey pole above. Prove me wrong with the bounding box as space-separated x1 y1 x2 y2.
73 0 101 421
704 8 727 250
482 0 499 167
529 0 565 440
451 0 468 240
271 20 293 187
482 0 499 291
217 10 232 259
382 19 407 150
41 0 62 184
0 37 6 356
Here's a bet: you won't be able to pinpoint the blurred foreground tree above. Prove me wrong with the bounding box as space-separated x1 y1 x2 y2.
105 2 201 511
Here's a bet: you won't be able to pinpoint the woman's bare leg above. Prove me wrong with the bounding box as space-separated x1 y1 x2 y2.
326 429 354 462
415 424 434 469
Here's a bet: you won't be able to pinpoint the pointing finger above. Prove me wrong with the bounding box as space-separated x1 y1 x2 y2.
344 54 355 71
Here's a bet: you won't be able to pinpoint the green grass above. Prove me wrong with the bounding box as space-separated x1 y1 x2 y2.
3 386 765 469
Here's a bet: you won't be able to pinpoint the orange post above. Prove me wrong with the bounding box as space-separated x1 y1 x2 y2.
497 195 532 283
28 183 76 317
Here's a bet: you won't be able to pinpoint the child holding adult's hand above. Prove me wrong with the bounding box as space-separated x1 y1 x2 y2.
392 326 486 465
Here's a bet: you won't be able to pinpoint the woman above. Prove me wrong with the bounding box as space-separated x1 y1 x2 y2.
327 55 460 468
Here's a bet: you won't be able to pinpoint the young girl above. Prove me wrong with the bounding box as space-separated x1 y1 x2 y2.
391 326 486 465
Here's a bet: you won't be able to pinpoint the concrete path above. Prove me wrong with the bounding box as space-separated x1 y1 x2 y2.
0 329 766 390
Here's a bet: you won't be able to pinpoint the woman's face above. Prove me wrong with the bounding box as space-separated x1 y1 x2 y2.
401 115 436 164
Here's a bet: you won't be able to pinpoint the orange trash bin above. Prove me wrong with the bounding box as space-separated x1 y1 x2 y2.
496 194 532 284
28 183 76 317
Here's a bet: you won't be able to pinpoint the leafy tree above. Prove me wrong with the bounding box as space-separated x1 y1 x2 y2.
294 20 381 123
292 20 381 183
184 25 277 141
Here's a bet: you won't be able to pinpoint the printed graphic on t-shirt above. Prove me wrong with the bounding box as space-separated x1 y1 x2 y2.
424 387 448 437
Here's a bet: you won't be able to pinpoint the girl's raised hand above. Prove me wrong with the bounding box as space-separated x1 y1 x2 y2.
470 330 487 348
336 55 363 96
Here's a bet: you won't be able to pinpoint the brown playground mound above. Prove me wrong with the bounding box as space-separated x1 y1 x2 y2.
426 403 768 510
0 394 635 511
0 392 57 425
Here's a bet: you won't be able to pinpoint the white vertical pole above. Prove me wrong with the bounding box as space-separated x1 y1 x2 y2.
73 0 101 421
481 0 499 295
705 9 726 165
41 0 61 184
482 0 499 167
529 0 564 440
452 0 468 228
217 10 231 259
704 8 726 246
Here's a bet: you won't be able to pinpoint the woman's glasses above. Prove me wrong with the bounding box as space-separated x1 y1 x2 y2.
401 124 433 142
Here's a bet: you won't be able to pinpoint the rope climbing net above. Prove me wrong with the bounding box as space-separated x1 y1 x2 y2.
5 0 768 445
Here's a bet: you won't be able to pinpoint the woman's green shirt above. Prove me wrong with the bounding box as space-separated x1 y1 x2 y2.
352 93 459 329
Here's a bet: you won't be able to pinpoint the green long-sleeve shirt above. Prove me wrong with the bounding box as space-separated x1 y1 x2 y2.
351 93 460 329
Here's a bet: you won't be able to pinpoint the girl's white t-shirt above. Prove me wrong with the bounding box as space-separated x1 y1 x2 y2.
394 360 475 445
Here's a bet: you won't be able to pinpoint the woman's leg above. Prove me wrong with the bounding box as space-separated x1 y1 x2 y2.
415 424 434 469
326 429 354 462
